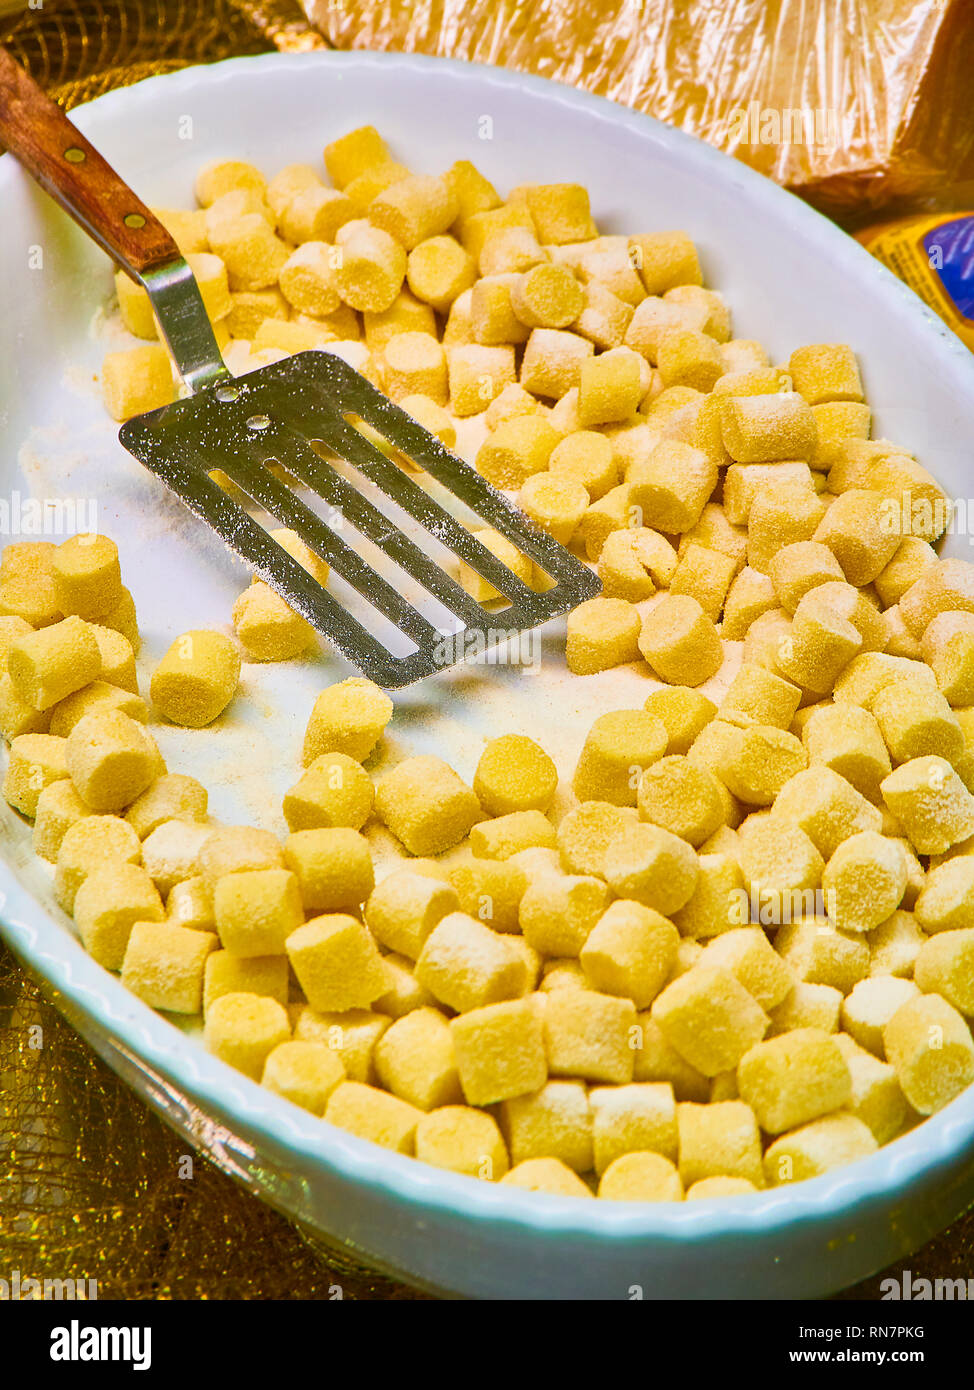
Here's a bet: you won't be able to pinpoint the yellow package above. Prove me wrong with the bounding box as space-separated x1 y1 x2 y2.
858 214 974 353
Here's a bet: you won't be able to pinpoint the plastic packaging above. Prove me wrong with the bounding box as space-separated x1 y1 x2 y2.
858 214 974 353
303 0 974 222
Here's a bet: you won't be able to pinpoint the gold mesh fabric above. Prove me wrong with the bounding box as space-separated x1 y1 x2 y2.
0 940 427 1299
0 0 328 107
0 0 972 1301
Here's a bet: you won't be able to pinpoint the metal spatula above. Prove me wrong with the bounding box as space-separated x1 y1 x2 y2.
0 52 600 687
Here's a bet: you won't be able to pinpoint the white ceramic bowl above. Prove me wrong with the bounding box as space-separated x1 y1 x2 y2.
3 50 974 1301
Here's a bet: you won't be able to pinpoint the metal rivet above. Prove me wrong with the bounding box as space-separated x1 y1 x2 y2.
246 414 271 432
215 385 239 402
64 147 86 163
124 212 146 229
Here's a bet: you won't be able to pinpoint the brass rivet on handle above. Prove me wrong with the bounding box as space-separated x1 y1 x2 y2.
64 147 85 163
124 213 146 229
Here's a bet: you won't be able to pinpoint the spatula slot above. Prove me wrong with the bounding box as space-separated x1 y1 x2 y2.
119 351 601 686
338 410 534 608
247 453 470 644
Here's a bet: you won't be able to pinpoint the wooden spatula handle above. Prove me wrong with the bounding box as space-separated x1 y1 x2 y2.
0 47 180 278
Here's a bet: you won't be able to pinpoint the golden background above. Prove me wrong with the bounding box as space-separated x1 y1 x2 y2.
0 0 972 1300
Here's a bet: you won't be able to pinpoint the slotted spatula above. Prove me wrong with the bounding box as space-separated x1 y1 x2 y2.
0 51 600 687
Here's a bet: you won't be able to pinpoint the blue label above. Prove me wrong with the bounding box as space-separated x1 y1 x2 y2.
924 216 974 322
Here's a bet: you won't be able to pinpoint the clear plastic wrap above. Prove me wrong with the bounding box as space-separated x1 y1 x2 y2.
303 0 974 222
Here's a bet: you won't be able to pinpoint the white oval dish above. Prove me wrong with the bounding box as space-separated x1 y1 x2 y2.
2 49 974 1301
